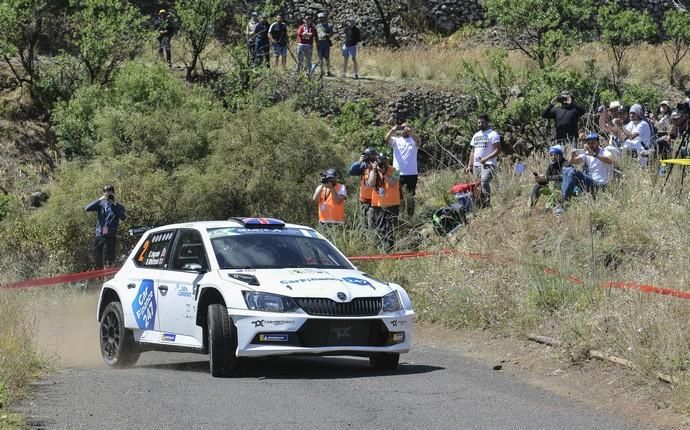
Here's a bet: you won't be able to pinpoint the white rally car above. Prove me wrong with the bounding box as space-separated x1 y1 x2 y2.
97 217 414 377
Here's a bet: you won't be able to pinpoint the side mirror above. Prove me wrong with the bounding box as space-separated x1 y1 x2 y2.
182 263 207 273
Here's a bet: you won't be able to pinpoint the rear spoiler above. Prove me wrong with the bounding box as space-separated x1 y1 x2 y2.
128 225 156 238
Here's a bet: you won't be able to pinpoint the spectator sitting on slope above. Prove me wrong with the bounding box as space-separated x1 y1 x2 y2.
529 145 567 208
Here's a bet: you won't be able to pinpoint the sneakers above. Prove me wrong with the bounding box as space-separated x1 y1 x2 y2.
354 74 359 80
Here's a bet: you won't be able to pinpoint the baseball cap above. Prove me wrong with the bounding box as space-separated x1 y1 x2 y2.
548 145 563 156
660 100 671 108
317 12 325 18
584 132 599 141
608 101 621 110
363 147 377 156
251 11 257 16
323 168 337 179
159 9 166 14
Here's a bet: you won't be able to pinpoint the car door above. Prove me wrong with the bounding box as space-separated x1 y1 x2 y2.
125 229 177 334
156 228 208 346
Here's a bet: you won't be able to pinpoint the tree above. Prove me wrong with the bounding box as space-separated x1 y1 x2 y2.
371 0 400 48
662 9 690 88
176 0 231 80
484 0 594 69
597 3 657 96
71 0 147 84
0 0 52 86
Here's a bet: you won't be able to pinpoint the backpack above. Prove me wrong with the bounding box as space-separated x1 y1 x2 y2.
432 206 466 236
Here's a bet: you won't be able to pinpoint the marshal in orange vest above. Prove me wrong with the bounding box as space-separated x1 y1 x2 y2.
317 183 347 224
370 166 400 208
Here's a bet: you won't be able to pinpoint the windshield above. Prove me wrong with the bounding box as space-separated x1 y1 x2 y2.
210 232 353 270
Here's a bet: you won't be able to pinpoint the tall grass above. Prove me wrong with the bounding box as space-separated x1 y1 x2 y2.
370 155 690 411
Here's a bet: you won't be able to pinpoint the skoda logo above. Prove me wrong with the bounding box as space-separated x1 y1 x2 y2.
336 292 347 301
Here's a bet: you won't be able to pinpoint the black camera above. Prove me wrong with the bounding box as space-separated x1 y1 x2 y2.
320 176 330 184
557 96 567 103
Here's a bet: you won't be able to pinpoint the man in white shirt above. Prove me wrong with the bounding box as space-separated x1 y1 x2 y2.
386 122 422 217
465 114 501 208
560 132 614 204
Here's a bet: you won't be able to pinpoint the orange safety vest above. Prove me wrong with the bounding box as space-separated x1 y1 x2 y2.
318 183 346 224
370 166 400 208
359 167 373 203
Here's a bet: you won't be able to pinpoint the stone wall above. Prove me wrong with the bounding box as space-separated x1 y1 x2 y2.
387 89 475 125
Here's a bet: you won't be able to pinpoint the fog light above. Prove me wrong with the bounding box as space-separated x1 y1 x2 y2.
388 332 405 344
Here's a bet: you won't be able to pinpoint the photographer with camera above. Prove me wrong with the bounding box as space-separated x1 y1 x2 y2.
85 185 127 268
386 122 421 218
542 91 586 144
367 153 400 252
348 147 377 227
312 168 347 226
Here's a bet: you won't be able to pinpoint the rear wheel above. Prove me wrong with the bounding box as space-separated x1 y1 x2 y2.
99 301 140 368
207 303 239 377
369 353 400 370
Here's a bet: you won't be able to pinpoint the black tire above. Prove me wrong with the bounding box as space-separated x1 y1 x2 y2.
99 301 140 368
207 303 239 377
369 353 400 370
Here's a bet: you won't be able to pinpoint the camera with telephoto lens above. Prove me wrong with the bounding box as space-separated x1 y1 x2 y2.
320 175 330 184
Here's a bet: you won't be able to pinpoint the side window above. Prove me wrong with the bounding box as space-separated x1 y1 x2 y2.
170 229 208 272
134 231 176 269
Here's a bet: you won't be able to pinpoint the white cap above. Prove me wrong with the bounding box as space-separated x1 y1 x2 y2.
608 101 621 110
317 12 325 18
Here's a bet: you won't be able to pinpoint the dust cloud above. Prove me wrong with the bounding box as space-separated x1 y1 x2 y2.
32 290 106 369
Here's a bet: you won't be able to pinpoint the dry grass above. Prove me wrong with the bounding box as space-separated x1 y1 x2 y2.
360 155 690 413
0 289 45 428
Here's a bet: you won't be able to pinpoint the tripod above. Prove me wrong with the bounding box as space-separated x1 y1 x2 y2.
661 128 690 194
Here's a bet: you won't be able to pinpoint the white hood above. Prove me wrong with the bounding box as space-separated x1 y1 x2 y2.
221 268 392 301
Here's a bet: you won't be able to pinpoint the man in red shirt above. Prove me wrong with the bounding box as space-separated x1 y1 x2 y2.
296 16 316 75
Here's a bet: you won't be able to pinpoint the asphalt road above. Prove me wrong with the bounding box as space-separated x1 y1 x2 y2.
18 343 652 430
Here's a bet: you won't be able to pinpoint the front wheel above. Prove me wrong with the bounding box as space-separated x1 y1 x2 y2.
207 303 239 377
99 301 140 368
369 353 400 370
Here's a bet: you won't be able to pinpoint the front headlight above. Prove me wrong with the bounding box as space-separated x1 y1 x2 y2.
382 291 402 312
243 292 299 313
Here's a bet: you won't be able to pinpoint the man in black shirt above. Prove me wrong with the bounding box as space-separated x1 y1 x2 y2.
342 18 361 79
542 91 586 144
269 14 288 69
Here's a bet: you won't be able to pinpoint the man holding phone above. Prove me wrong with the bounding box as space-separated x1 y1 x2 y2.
386 122 421 217
542 91 586 144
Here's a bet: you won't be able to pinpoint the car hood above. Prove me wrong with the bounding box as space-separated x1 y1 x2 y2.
221 268 393 300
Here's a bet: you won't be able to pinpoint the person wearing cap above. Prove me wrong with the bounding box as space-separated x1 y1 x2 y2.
367 153 400 252
542 91 586 144
315 12 334 77
465 114 501 208
312 168 347 226
650 101 673 158
296 16 316 75
251 13 271 68
618 104 653 166
153 9 175 67
342 18 361 79
349 147 378 227
246 12 259 60
269 14 289 69
557 133 614 211
529 145 567 208
668 109 690 157
598 100 620 141
386 122 422 217
85 185 127 268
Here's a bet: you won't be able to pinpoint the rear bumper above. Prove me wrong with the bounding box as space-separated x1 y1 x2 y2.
230 309 413 358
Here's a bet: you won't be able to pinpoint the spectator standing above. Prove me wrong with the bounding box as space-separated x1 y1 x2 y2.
296 16 316 75
245 12 259 62
315 12 334 77
85 185 126 268
386 123 422 217
342 18 361 79
465 114 501 208
252 14 271 67
348 147 377 227
367 154 400 252
154 9 174 67
312 168 347 226
542 91 586 144
269 14 289 69
558 133 614 210
529 145 567 208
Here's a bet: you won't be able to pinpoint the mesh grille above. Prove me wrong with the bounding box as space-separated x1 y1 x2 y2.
295 297 382 316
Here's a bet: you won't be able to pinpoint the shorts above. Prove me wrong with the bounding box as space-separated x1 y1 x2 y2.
317 41 331 59
399 175 418 196
342 45 357 59
272 44 287 57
